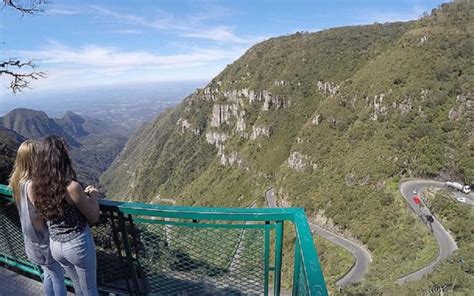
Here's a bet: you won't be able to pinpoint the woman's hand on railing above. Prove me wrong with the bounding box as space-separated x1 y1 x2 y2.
85 185 104 199
68 181 100 224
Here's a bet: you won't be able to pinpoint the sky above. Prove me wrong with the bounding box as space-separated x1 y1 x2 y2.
0 0 447 95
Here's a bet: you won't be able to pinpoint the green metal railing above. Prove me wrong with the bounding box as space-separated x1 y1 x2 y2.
0 184 327 295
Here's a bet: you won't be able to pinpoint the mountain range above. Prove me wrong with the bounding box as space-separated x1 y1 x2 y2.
0 108 128 185
100 1 473 293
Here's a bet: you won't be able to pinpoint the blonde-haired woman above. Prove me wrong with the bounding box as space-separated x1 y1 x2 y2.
9 140 67 296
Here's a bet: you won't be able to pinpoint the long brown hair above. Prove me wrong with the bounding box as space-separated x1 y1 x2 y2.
8 140 37 206
32 136 77 220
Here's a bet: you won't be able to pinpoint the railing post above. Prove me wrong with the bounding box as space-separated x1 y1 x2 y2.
293 210 328 295
292 239 301 295
105 209 132 293
117 212 143 295
0 184 328 295
263 221 271 296
274 221 284 295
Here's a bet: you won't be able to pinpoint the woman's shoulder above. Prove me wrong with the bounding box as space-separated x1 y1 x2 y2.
20 179 31 186
66 181 85 203
67 180 82 191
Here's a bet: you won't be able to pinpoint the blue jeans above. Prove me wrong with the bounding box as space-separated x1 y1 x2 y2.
42 261 66 296
50 226 98 296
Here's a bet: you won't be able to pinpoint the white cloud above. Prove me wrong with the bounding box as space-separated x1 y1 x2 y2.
90 5 146 24
354 4 428 24
180 25 262 44
2 4 264 91
5 42 246 91
15 43 243 67
90 5 263 45
46 8 82 15
108 29 143 35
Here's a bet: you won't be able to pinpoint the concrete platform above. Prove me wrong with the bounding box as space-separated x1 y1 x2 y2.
0 267 76 296
0 267 44 296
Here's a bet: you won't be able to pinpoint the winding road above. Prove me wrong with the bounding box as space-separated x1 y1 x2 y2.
151 179 465 286
396 179 459 283
265 188 372 287
266 179 469 286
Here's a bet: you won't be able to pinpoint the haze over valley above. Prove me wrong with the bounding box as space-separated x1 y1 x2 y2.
0 81 204 131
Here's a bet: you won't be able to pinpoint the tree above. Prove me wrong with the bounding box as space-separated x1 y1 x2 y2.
0 0 48 93
3 0 48 15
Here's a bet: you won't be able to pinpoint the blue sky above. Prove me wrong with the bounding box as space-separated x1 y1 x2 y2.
0 0 446 94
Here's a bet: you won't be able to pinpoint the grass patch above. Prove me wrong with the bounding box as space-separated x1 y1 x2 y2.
315 236 355 293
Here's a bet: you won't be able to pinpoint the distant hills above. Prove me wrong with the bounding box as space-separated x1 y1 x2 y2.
0 108 128 185
101 1 473 293
1 108 80 147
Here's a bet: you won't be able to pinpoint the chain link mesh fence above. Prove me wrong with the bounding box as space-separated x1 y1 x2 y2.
0 189 327 295
0 198 33 267
132 219 266 295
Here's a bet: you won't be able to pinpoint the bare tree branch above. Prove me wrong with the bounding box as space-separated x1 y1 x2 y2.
0 59 46 93
1 1 49 93
0 59 35 68
3 0 49 15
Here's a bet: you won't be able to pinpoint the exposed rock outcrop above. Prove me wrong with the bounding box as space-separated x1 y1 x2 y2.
205 131 228 148
219 151 248 170
311 114 322 125
287 151 314 172
210 104 233 127
371 93 387 121
262 91 288 110
317 81 340 96
448 93 471 121
250 125 271 140
177 118 200 135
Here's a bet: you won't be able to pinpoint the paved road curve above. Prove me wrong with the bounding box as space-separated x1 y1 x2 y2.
397 179 458 284
265 188 372 287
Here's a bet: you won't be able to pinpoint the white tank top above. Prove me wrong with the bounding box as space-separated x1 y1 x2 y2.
17 180 55 265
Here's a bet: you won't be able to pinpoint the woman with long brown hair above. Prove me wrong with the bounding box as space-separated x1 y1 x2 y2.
31 136 101 296
9 140 67 296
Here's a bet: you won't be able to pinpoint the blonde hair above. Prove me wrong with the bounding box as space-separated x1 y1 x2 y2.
8 140 37 205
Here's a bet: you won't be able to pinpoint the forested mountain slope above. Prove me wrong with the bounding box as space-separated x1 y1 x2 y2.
101 1 473 292
0 127 25 184
0 108 128 185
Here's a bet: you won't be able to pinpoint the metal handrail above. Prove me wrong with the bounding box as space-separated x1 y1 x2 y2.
0 184 327 295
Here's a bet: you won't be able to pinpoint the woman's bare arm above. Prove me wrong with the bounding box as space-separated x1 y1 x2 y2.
67 181 100 224
26 182 36 205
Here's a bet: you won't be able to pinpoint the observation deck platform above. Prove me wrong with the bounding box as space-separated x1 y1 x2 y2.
0 184 327 295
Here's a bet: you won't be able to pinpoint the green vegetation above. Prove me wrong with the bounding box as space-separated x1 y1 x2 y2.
315 238 355 290
0 127 25 184
101 1 474 292
344 189 474 294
